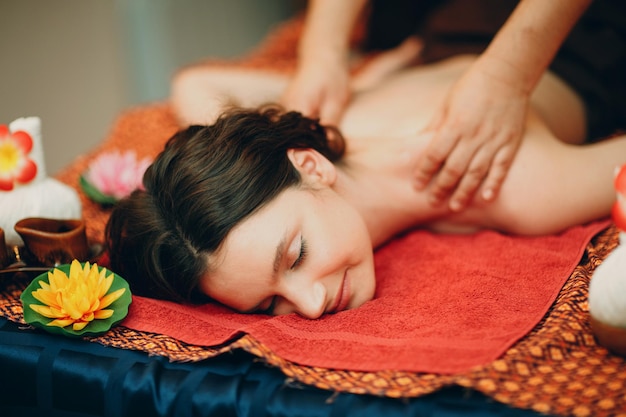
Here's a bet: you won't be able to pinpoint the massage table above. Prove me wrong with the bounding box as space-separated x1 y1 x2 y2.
1 16 625 417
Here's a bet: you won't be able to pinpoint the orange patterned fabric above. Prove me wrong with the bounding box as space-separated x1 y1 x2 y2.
1 227 625 417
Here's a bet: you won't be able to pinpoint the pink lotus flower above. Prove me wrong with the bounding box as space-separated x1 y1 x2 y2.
0 124 38 191
83 150 151 201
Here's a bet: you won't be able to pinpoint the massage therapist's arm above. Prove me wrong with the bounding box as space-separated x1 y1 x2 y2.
280 0 368 126
414 0 593 212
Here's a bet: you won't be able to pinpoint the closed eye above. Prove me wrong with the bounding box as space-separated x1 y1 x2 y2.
259 235 306 315
291 236 307 269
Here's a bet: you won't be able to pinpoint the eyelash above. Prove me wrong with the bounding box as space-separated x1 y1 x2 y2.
291 236 307 269
262 236 307 315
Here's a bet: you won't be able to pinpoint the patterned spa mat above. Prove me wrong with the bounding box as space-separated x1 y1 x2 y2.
2 225 625 417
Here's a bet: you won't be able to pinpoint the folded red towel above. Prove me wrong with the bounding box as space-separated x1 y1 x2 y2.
122 220 609 374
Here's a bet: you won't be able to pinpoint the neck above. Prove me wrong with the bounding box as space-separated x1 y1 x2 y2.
333 160 416 247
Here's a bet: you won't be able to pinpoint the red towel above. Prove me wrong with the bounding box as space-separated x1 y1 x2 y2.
121 220 608 373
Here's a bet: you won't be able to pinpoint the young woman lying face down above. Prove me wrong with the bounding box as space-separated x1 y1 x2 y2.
106 54 626 319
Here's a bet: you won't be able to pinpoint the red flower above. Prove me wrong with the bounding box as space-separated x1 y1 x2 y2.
613 164 626 231
0 124 38 191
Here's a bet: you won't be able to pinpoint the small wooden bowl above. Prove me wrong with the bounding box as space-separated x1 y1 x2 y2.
14 217 89 266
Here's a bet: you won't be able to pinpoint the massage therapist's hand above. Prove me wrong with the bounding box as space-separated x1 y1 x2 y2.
280 54 351 126
414 55 529 211
280 0 367 126
412 0 593 211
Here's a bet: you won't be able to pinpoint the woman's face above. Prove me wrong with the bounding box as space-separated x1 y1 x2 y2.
199 185 376 319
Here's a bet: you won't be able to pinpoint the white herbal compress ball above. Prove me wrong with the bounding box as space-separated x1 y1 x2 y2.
0 117 82 246
588 164 626 356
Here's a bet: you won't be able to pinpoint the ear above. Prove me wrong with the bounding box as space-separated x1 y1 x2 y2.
287 148 337 187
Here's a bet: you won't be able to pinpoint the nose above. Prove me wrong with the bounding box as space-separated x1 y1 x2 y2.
283 280 327 319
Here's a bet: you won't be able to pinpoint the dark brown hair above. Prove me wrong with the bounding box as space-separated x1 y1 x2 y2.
105 106 345 302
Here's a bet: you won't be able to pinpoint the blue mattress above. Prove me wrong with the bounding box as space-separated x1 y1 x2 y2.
0 317 553 417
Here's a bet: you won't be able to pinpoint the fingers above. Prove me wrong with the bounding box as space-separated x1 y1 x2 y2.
319 92 349 126
280 89 319 119
426 130 485 208
420 127 519 212
280 68 350 127
446 148 492 211
413 112 449 190
412 55 529 210
478 142 517 202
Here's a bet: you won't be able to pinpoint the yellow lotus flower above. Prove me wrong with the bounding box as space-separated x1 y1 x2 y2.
29 260 126 331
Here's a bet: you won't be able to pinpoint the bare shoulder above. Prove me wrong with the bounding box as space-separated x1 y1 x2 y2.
340 55 475 142
171 66 288 126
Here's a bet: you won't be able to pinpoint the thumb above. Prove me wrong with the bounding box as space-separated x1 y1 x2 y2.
421 104 447 134
319 98 347 126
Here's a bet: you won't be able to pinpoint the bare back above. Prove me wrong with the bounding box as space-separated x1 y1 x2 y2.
329 55 610 241
171 55 623 242
341 55 585 147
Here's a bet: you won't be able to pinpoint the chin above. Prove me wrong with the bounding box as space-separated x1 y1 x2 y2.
352 271 377 310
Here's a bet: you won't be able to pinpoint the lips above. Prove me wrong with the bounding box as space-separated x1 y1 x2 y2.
329 270 351 314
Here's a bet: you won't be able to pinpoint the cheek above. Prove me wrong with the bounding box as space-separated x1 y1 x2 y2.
336 205 371 250
199 274 256 312
197 273 214 299
320 202 373 266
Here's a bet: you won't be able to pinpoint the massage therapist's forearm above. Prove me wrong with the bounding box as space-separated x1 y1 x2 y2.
297 0 368 66
481 0 593 95
282 0 368 124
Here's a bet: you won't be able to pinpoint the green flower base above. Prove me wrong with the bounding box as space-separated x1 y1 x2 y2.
79 175 118 205
20 263 132 338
